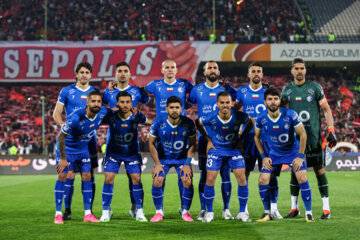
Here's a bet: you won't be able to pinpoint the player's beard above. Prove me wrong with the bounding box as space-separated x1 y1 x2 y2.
251 76 261 84
206 73 218 82
169 112 180 120
268 105 279 113
295 74 304 81
89 106 101 114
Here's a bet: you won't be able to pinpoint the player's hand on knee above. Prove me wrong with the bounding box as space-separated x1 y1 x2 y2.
152 164 164 179
56 159 69 174
181 165 192 179
262 157 272 171
206 140 216 155
292 157 303 172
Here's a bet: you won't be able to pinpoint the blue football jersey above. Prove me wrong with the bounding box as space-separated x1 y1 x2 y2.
200 110 250 150
103 85 149 108
149 116 196 164
255 107 302 156
103 112 147 158
57 84 99 116
145 78 193 118
236 85 267 141
57 106 109 154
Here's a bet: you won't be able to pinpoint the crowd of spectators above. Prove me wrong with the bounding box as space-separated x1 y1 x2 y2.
0 72 359 155
1 0 305 43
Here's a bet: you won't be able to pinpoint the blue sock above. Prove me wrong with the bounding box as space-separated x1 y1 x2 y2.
238 184 248 213
269 177 279 204
91 176 95 210
199 170 206 211
133 183 144 209
204 184 215 212
152 185 163 211
182 186 194 211
220 165 232 210
64 178 74 209
129 178 135 205
102 183 113 211
259 184 270 211
178 179 184 208
299 181 312 211
82 181 92 211
55 180 65 212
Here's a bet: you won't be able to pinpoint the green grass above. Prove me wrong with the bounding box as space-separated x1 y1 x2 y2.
0 172 359 240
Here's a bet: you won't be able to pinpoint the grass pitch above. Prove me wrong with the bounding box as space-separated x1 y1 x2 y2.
0 171 359 240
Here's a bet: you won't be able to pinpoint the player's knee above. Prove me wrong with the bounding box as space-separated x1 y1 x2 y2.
153 178 164 187
258 173 270 185
296 172 307 184
67 171 76 179
313 165 325 176
182 178 192 188
58 172 68 182
81 172 91 181
130 174 141 184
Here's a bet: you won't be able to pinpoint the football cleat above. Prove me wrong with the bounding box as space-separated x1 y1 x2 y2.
270 209 283 219
129 208 137 219
256 213 272 222
202 212 214 223
63 208 71 220
284 209 300 218
136 212 148 222
306 214 315 223
222 209 234 220
182 212 194 222
150 213 163 222
197 210 206 221
100 213 110 222
54 214 64 224
236 212 252 222
84 213 100 222
321 210 331 220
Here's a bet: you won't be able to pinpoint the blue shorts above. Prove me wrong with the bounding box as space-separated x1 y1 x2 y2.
88 135 99 169
157 163 190 178
261 150 307 174
206 148 245 171
56 151 91 174
103 153 142 174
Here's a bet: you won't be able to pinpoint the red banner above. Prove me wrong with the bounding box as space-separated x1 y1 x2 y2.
0 41 211 86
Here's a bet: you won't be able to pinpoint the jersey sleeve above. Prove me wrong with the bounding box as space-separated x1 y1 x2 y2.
236 89 243 103
102 88 110 106
255 116 262 129
281 85 288 101
138 87 150 104
199 114 210 125
58 87 68 105
149 119 159 137
226 86 237 101
188 119 196 137
290 110 302 127
138 112 147 124
188 87 197 105
145 80 156 94
61 114 79 135
315 82 326 102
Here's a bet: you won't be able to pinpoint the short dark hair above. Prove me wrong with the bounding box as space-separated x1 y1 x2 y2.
75 62 92 73
203 60 217 70
291 58 305 68
116 62 131 70
248 62 263 71
116 91 132 102
264 88 281 99
87 90 102 99
217 91 231 101
166 96 182 106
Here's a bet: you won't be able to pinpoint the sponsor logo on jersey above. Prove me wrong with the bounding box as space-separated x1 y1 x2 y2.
167 87 173 92
81 95 87 99
273 125 279 130
252 94 259 98
89 124 95 128
121 123 128 128
171 131 178 135
209 92 216 97
295 97 302 101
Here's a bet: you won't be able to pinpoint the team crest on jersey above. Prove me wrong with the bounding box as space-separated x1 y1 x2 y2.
178 87 183 93
284 123 289 129
182 131 187 136
307 96 312 102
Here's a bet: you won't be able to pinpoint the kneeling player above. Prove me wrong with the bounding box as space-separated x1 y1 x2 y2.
196 91 253 223
100 91 152 222
254 88 314 222
149 96 196 222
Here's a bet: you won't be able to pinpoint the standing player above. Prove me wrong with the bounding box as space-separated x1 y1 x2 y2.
145 59 193 213
103 62 149 218
281 58 337 219
234 62 282 219
196 91 253 223
188 61 237 220
54 90 108 224
254 88 314 222
149 96 196 222
100 91 152 222
53 62 99 220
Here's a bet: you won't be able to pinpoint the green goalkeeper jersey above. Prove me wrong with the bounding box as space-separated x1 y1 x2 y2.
281 80 326 150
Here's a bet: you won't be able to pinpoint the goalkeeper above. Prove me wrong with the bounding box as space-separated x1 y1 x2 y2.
281 58 337 220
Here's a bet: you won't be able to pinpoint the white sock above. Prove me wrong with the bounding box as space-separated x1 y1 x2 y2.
291 195 299 209
183 209 189 215
305 210 312 216
85 210 91 216
265 210 270 214
102 210 109 216
55 211 62 216
322 197 330 211
156 209 163 215
137 208 144 215
245 204 249 214
271 203 278 211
